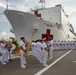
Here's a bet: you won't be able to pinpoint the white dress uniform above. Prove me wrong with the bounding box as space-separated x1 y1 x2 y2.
33 42 38 58
53 41 57 50
0 42 6 65
70 41 72 50
20 40 26 68
0 44 1 53
67 41 70 50
72 41 74 50
61 42 63 50
48 40 53 59
64 42 66 50
57 41 61 50
66 41 68 50
7 44 16 60
36 41 43 63
62 42 65 50
31 42 36 56
72 41 75 50
71 41 72 49
74 41 76 49
10 44 16 57
5 46 9 62
42 42 48 67
64 42 67 50
60 42 62 50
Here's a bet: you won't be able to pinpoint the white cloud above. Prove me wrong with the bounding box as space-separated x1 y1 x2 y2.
0 31 15 39
69 18 76 27
0 3 6 8
1 31 7 36
61 0 76 7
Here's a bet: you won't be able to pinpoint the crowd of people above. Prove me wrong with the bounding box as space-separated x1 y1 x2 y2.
20 37 51 68
0 37 76 69
20 37 76 68
52 40 76 50
0 40 16 65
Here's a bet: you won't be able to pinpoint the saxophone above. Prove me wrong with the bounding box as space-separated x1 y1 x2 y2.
24 41 31 57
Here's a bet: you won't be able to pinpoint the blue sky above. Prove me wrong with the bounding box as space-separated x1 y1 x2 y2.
0 0 76 39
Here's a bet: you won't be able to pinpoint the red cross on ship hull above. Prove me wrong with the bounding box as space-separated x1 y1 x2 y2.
42 29 53 40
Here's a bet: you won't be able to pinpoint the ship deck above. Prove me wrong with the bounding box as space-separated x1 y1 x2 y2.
0 50 76 75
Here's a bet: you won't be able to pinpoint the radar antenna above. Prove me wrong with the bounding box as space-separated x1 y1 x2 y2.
39 0 45 8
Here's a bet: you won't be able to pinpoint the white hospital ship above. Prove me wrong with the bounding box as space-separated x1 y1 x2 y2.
4 0 76 42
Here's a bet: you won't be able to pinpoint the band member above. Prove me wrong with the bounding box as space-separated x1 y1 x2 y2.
42 38 48 67
53 40 57 50
73 41 76 50
48 38 53 59
33 40 38 59
0 41 6 65
4 42 10 62
31 40 36 56
20 37 26 68
67 41 70 50
10 43 16 60
70 41 72 50
36 39 43 63
57 41 61 50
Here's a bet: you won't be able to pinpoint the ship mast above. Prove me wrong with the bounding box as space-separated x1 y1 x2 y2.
6 0 8 10
39 0 45 8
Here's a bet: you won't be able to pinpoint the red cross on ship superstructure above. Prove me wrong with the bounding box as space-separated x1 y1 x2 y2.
34 10 41 18
42 29 53 40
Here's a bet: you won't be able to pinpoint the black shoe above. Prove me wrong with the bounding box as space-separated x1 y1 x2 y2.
9 59 12 61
